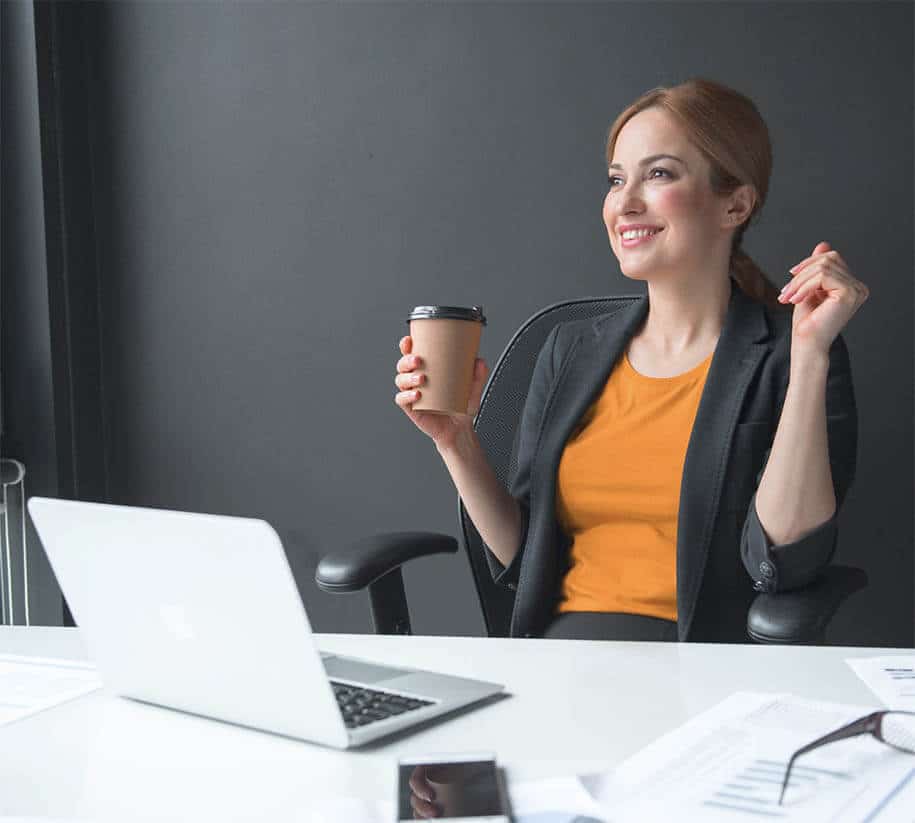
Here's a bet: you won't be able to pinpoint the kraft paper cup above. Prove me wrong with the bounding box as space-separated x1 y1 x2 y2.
406 305 487 414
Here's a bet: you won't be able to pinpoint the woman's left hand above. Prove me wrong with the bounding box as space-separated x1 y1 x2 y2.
779 240 869 357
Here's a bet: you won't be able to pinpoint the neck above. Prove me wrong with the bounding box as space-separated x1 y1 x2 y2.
639 272 732 356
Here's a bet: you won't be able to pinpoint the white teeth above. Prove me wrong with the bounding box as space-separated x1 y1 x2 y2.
622 228 660 240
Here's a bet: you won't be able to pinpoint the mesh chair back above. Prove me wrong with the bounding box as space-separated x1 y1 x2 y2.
460 295 641 636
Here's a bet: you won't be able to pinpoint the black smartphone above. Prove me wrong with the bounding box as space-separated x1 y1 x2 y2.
396 753 510 822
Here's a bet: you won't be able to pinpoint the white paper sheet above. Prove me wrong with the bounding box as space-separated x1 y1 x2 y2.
508 775 608 822
580 692 915 822
847 656 915 710
0 653 103 726
298 797 392 823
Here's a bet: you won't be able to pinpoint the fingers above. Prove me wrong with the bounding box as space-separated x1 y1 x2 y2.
397 336 418 373
397 353 423 373
394 357 422 408
789 255 816 276
395 369 425 392
780 259 841 303
409 792 441 818
783 271 827 305
793 272 863 309
395 338 424 402
409 767 435 800
394 387 421 409
788 246 840 276
781 261 868 311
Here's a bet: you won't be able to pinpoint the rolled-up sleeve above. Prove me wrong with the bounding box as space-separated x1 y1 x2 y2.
740 334 858 593
483 322 562 589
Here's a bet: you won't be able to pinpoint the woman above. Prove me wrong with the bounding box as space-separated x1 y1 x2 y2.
393 78 868 642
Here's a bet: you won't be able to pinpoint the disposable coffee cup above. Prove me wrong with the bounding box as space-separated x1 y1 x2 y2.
406 305 487 414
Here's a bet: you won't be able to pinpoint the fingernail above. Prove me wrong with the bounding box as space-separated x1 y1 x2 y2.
780 283 790 294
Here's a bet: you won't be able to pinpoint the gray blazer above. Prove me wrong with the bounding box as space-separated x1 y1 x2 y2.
484 279 858 642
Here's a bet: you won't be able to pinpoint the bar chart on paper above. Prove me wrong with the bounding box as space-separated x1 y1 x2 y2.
583 693 915 823
617 738 905 822
702 756 856 817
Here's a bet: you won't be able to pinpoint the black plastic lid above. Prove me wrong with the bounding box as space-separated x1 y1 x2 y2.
406 305 486 325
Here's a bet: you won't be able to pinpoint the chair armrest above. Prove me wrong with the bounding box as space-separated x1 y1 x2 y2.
314 531 458 593
747 564 868 644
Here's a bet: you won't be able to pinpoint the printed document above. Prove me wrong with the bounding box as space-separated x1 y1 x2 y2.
0 653 102 726
581 692 915 822
847 656 915 710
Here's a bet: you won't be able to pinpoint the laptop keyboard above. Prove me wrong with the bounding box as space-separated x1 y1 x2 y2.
330 680 435 729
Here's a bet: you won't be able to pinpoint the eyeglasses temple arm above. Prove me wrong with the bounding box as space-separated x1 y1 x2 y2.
778 712 884 806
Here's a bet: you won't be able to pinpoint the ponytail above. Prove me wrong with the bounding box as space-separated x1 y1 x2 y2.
730 248 785 311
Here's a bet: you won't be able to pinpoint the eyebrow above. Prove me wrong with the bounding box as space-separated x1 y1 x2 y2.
608 154 687 171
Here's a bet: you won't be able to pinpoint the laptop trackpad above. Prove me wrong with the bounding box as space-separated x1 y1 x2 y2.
322 655 409 684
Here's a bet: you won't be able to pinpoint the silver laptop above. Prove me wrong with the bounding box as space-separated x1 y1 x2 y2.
27 497 504 749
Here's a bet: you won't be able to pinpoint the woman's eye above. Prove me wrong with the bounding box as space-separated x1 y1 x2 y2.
607 168 671 188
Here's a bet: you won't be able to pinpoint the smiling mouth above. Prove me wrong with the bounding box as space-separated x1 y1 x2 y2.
620 228 664 247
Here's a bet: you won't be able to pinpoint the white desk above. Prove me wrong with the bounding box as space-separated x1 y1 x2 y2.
1 627 911 821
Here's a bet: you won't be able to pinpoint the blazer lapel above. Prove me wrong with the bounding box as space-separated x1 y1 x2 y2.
676 283 769 639
545 296 650 460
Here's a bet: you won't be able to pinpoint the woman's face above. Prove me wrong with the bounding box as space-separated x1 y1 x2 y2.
603 108 738 284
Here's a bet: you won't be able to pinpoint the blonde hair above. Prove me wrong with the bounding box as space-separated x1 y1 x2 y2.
605 77 784 310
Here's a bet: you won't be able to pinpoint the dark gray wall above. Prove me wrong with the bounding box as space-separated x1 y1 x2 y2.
1 0 63 626
43 1 915 644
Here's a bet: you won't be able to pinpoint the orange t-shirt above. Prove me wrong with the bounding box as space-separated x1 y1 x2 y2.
555 348 713 621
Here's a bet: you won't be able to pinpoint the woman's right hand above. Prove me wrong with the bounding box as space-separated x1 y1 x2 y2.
394 335 488 451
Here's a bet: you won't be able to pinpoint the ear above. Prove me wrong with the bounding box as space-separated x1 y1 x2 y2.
724 183 756 229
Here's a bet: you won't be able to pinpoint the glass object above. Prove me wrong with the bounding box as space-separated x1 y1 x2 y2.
779 710 915 805
0 459 28 625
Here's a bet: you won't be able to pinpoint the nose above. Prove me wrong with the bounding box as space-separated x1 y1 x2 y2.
608 179 646 220
620 184 646 215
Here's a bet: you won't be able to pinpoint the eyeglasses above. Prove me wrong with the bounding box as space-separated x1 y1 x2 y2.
779 710 915 805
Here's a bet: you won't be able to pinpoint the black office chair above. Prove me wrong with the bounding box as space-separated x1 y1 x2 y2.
315 297 867 644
